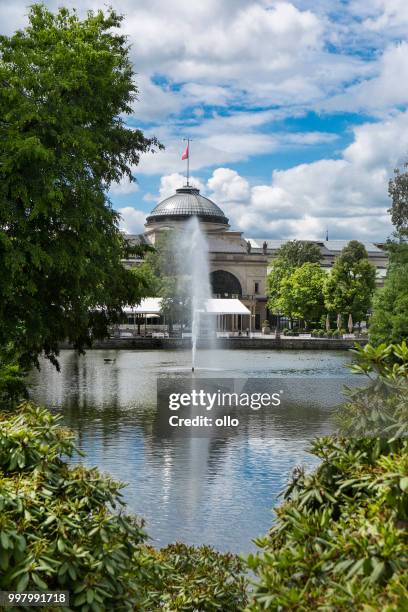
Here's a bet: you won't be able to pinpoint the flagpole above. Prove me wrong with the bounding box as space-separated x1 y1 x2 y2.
187 138 189 186
183 137 191 186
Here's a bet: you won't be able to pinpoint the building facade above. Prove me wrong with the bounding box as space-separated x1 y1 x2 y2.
126 185 388 331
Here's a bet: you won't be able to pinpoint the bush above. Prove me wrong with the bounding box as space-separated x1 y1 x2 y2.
247 343 408 611
282 328 289 336
317 329 325 337
137 543 248 611
332 329 341 338
326 329 333 338
0 347 28 409
0 403 147 609
0 403 248 611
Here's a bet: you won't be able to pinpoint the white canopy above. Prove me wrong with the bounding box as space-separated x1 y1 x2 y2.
205 298 250 315
124 298 162 314
123 297 250 316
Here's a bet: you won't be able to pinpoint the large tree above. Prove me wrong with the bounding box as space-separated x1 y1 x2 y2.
0 5 161 368
273 240 322 268
368 164 408 344
388 162 408 235
324 241 376 324
277 263 326 327
144 231 190 330
369 242 408 345
267 240 321 315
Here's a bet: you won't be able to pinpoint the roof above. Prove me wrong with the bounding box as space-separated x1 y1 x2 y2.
247 238 385 254
146 186 229 225
124 298 162 314
205 298 250 315
123 297 250 316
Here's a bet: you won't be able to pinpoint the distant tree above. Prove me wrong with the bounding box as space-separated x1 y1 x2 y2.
267 240 321 315
324 241 376 324
0 5 161 369
388 163 408 235
277 263 326 328
144 231 189 330
369 241 408 345
275 240 321 268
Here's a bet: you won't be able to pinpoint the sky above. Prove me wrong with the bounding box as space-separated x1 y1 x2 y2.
2 0 408 240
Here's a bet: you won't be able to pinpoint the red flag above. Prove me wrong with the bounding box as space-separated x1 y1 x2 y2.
181 144 189 160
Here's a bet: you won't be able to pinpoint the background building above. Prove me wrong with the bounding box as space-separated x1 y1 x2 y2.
125 185 388 331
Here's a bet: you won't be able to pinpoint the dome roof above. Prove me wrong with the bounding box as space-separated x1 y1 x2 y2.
145 186 229 225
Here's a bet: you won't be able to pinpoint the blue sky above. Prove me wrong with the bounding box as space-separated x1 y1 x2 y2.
3 0 408 240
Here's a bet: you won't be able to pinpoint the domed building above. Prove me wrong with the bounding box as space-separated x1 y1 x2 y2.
126 184 388 331
145 186 230 235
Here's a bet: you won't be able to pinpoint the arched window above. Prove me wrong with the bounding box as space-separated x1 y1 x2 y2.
210 270 242 297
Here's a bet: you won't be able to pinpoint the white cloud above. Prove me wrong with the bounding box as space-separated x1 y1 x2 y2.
351 0 408 34
207 168 250 202
325 43 408 113
137 107 338 176
158 173 205 200
109 177 139 196
118 207 146 234
204 111 408 240
3 0 408 243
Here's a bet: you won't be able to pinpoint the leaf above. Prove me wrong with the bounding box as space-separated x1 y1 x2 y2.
370 560 385 583
16 572 29 592
399 477 408 492
31 572 48 590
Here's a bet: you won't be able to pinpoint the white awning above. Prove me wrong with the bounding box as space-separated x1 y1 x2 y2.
123 297 250 316
123 298 162 314
205 298 250 315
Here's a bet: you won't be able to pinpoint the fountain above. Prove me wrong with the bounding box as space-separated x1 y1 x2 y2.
178 216 213 372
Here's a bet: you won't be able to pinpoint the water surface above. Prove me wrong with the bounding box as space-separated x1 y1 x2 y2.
29 348 354 553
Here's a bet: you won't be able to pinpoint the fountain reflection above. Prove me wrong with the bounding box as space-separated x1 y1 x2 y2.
28 348 355 552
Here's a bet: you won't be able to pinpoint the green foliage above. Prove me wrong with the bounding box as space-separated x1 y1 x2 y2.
324 240 376 323
272 241 322 268
341 342 408 439
248 343 408 611
144 230 191 329
0 402 148 609
0 5 161 369
369 241 408 345
274 263 326 326
0 403 248 610
267 241 321 315
135 543 248 611
388 163 408 235
0 346 28 408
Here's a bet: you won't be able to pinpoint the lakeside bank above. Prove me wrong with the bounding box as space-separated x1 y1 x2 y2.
59 336 367 350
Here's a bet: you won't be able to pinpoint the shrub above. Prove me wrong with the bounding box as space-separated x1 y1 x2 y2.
282 328 289 336
0 403 248 610
326 329 333 338
332 329 341 338
0 403 147 609
247 343 408 611
317 329 325 337
0 347 28 409
137 543 248 611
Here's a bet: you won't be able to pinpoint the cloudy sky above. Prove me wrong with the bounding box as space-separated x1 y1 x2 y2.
2 0 408 240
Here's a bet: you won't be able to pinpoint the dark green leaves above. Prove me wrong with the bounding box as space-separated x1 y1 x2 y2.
0 4 162 371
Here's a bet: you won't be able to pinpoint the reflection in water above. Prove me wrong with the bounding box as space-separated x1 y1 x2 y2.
29 348 353 553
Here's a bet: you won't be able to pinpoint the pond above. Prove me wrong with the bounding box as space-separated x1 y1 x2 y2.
29 348 355 553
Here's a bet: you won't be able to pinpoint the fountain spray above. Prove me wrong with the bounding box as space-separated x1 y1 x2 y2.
179 216 213 372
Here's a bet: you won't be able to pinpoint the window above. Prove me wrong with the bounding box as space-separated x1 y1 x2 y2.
254 282 259 294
